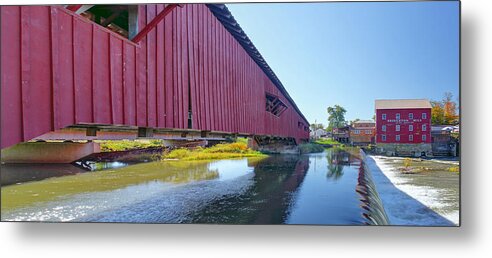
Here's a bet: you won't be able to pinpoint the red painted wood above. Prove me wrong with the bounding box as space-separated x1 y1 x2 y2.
156 5 165 128
176 9 183 129
1 6 23 147
146 5 157 128
188 4 198 129
92 27 111 124
123 43 136 125
73 16 93 124
54 10 75 128
180 6 189 129
22 6 53 140
209 12 216 131
1 4 310 149
164 6 174 128
136 6 147 127
131 4 179 43
203 7 211 131
110 35 124 125
66 5 83 12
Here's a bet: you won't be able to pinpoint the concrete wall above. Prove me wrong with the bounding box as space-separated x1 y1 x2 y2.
375 143 433 157
1 142 101 163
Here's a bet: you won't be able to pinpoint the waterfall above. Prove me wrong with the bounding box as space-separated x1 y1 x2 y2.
357 149 390 225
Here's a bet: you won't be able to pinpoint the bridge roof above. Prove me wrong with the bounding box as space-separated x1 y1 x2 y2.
206 4 309 124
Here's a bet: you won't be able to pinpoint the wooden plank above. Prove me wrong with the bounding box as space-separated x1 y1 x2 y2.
181 6 189 129
186 5 198 129
109 35 124 125
156 4 166 128
172 10 179 128
92 26 111 124
73 16 93 124
136 6 148 126
198 4 205 130
190 4 199 129
214 15 222 131
50 7 61 130
22 6 53 141
226 28 233 132
19 4 29 142
176 9 183 128
146 5 157 127
208 11 215 131
123 43 136 125
1 6 23 148
203 7 210 131
164 5 174 127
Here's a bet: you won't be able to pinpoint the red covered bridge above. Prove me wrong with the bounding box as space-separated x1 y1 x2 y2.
1 4 309 152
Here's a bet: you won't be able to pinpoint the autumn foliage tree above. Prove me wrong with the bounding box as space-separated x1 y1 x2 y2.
431 92 459 125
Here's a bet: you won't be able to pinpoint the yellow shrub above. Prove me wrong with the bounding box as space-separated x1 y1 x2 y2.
448 166 460 172
403 158 412 168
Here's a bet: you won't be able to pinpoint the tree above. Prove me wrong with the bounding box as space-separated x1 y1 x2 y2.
431 100 445 125
327 105 347 131
431 92 459 125
443 92 458 125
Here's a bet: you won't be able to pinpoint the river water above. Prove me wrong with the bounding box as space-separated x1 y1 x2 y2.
1 149 388 225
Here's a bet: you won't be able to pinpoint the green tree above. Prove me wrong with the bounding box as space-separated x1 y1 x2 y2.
327 105 347 131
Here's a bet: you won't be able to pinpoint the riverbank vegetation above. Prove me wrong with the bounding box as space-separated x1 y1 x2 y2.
162 141 266 161
299 143 325 154
389 157 460 174
98 140 163 152
315 138 342 146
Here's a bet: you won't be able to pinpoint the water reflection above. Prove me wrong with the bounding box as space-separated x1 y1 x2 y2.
2 150 389 225
326 149 359 180
0 164 86 186
185 155 310 224
1 161 220 212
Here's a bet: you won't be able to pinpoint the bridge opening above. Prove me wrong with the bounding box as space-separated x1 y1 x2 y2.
265 93 288 117
74 5 139 39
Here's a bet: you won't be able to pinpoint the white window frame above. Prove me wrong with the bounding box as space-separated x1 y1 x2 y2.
396 113 401 120
396 125 400 131
409 113 414 119
409 125 413 131
396 135 400 141
422 124 427 131
382 114 387 120
422 134 427 141
382 125 386 132
422 112 427 119
409 134 413 141
382 135 386 141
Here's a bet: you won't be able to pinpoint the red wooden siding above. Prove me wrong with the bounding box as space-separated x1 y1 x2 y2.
1 4 309 149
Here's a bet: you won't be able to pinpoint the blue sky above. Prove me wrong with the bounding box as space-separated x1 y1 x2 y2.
227 1 459 125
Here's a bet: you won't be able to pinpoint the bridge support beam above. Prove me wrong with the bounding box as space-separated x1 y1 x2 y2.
248 136 300 155
1 142 101 164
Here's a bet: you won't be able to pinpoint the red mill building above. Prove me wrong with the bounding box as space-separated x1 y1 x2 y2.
375 99 432 156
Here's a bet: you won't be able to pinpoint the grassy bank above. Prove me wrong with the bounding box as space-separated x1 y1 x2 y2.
98 140 163 152
396 157 460 174
162 141 266 161
315 138 339 145
299 143 325 154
